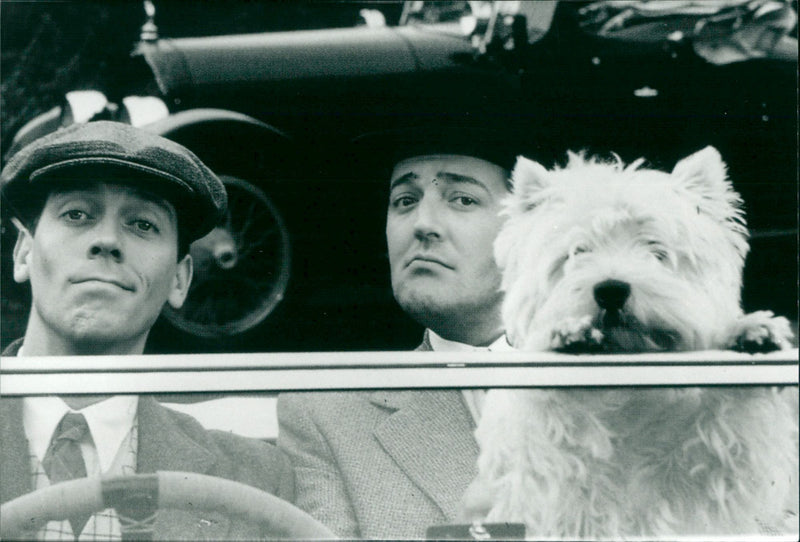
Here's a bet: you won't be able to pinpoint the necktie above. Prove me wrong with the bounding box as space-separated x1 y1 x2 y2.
41 412 93 537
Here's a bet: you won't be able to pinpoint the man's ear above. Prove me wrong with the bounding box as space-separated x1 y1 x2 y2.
167 254 193 309
12 218 33 284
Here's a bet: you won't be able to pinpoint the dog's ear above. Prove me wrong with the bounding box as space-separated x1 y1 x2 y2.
671 146 745 227
509 155 552 212
672 146 727 191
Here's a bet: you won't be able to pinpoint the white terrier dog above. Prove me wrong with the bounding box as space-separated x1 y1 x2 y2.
466 147 798 538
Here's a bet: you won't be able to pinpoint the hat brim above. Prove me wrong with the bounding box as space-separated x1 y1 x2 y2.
349 117 551 181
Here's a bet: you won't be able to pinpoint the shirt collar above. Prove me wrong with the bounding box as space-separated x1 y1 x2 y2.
23 395 139 473
427 329 513 352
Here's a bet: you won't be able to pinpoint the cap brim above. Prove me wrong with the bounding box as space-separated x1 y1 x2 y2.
21 162 221 241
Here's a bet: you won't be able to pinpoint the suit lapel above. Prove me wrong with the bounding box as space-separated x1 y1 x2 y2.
136 396 217 473
0 344 33 504
135 396 232 540
370 390 479 521
0 398 34 504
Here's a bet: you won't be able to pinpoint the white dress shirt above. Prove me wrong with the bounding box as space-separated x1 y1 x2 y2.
23 395 139 476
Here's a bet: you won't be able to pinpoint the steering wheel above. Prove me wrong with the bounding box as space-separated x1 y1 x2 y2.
0 471 336 540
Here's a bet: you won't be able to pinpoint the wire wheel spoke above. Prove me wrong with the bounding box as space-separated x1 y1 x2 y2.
162 175 290 338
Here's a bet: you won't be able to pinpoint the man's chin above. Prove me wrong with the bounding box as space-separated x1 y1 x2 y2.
62 314 149 352
393 282 503 337
395 290 462 327
66 328 134 350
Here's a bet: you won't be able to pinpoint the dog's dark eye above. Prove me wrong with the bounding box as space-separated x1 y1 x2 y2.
572 245 590 257
647 241 669 262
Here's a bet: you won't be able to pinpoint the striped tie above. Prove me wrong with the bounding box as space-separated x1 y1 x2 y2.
41 412 92 537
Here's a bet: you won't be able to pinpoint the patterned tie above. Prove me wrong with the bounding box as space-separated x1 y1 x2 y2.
41 412 92 536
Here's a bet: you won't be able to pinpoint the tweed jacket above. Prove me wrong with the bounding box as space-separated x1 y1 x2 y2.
277 335 480 539
1 343 294 540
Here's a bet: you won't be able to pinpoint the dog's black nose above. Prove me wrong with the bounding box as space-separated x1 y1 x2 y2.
594 279 631 311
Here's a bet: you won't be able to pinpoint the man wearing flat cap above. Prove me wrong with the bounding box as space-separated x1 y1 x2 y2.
278 123 531 539
0 121 294 539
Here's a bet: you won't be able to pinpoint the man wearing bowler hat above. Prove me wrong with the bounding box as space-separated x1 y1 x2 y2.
278 122 531 539
0 121 294 539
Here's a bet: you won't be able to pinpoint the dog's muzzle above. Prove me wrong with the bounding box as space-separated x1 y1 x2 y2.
591 279 681 352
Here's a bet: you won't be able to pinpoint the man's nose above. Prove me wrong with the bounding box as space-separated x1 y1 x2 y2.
413 196 442 242
87 219 123 262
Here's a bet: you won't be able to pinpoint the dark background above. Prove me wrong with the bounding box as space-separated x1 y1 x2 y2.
1 1 405 156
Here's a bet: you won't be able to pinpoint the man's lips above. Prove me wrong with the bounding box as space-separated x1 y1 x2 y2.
71 277 135 292
405 256 454 270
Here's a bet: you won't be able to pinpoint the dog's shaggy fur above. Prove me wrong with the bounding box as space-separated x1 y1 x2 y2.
468 147 798 538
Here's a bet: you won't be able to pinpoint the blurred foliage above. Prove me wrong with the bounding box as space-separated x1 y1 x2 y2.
1 1 137 158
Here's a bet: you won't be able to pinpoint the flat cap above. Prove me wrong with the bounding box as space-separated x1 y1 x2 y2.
1 121 226 242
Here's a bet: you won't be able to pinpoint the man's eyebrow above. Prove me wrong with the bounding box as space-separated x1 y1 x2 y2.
133 197 176 220
47 186 95 199
436 171 490 192
51 186 177 220
129 188 175 215
389 172 419 191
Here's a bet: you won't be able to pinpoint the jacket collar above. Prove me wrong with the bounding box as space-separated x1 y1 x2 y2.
2 338 23 356
417 330 433 352
367 389 479 521
0 398 32 504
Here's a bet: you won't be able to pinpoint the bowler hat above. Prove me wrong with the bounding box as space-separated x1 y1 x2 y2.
350 115 549 180
1 121 226 242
